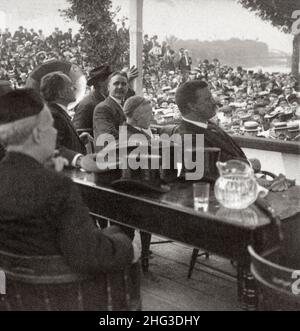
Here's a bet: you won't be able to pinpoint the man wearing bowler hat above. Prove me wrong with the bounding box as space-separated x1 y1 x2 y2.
73 65 113 132
73 65 138 133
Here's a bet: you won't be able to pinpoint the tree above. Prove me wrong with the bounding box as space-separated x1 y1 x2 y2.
60 0 129 69
238 0 300 78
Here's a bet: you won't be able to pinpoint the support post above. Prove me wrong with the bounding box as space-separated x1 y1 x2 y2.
129 0 144 96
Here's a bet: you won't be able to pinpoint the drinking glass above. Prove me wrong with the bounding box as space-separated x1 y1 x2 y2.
193 182 210 212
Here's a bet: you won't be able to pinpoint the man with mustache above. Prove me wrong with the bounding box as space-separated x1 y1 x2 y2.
174 80 247 163
93 71 129 149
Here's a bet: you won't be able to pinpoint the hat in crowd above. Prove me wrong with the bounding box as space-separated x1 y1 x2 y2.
0 81 13 98
244 121 260 132
36 51 47 58
264 111 278 120
112 154 170 193
274 122 287 130
87 64 113 86
218 105 232 114
287 122 300 132
240 114 252 122
0 89 42 125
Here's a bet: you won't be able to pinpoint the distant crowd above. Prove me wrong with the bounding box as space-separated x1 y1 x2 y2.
142 35 300 142
0 26 89 88
1 27 300 141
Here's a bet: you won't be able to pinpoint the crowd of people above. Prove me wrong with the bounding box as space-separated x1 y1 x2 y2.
1 27 300 142
0 26 298 311
141 35 300 142
0 26 90 88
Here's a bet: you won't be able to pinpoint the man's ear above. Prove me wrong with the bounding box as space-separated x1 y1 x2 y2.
187 101 196 113
131 111 140 123
32 127 41 144
57 88 65 100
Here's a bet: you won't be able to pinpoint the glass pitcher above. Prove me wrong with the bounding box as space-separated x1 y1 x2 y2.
214 160 268 210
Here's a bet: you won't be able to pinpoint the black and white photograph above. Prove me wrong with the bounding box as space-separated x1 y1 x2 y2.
0 0 300 314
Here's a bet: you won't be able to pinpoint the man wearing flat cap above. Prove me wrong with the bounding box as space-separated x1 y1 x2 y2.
73 64 113 132
0 89 136 289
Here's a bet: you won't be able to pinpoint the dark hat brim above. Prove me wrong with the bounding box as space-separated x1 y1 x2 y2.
111 178 170 193
87 76 102 87
87 66 113 86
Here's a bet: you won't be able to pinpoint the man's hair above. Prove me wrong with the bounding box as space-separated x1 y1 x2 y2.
0 89 44 146
40 71 69 102
108 71 129 83
124 96 150 118
175 80 208 115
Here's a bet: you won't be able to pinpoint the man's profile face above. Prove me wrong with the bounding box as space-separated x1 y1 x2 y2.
38 106 57 159
191 87 217 121
108 74 128 100
61 75 77 104
135 103 153 129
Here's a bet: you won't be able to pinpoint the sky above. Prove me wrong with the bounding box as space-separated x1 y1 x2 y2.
112 0 294 54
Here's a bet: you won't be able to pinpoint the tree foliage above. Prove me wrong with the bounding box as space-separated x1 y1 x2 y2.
238 0 300 76
60 0 129 69
238 0 299 32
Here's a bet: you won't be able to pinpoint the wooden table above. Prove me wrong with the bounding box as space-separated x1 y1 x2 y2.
66 169 300 310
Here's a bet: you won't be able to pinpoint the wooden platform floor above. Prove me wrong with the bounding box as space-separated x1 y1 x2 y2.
136 235 241 311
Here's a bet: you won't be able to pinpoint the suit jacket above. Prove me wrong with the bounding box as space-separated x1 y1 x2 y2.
0 143 5 161
73 90 105 131
0 152 133 273
178 55 192 71
123 123 152 142
48 103 86 164
93 96 126 143
175 120 247 163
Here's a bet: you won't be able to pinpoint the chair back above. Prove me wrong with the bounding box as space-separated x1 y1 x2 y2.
248 246 300 310
0 250 141 311
182 147 221 182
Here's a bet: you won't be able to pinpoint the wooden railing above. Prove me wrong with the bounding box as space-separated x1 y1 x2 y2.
232 136 300 155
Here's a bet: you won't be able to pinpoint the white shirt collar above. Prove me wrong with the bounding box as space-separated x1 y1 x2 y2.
56 103 68 112
131 125 153 138
109 95 122 106
182 117 208 129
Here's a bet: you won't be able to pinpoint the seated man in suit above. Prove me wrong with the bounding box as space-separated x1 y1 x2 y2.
73 65 113 132
174 80 248 163
40 71 93 168
122 96 153 142
93 71 129 149
0 89 136 273
73 65 137 133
